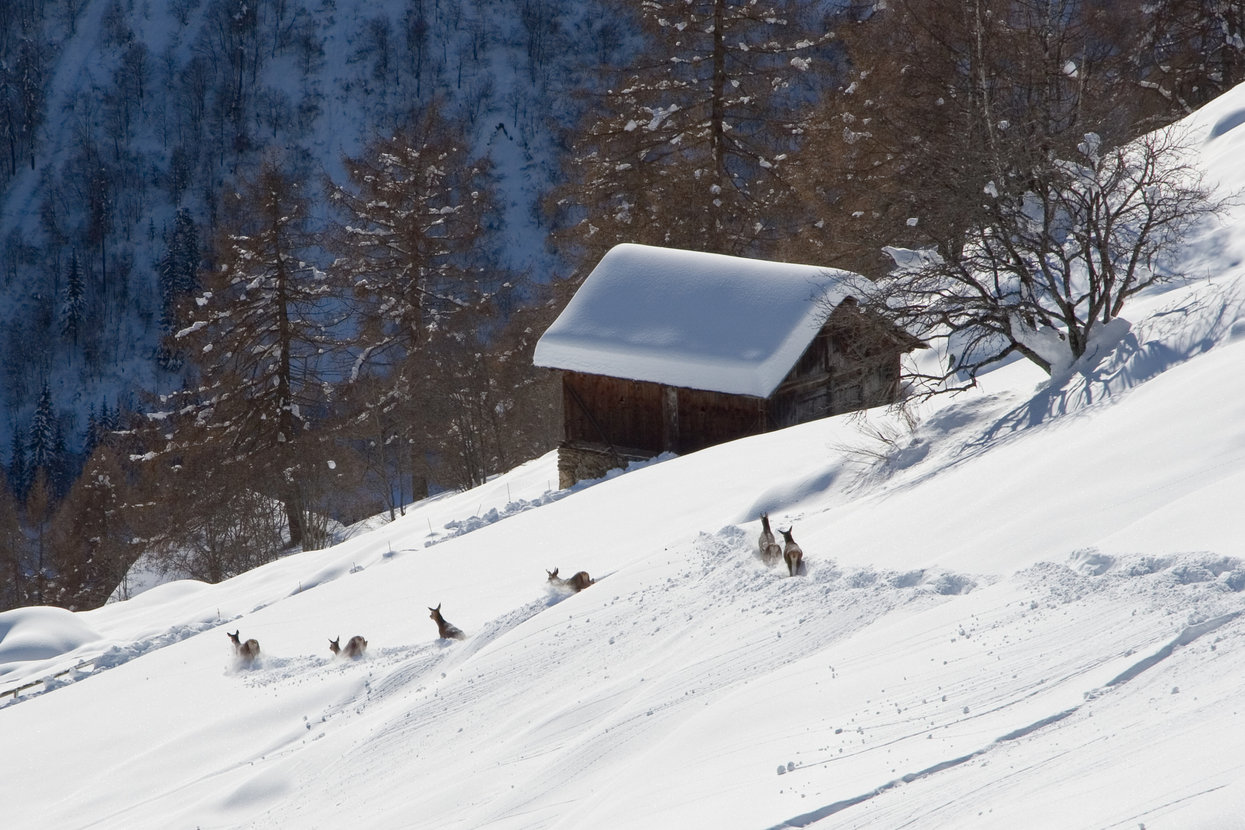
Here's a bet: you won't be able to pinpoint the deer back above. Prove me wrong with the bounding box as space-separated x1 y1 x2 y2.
429 604 464 640
780 528 804 577
759 513 776 552
229 630 260 663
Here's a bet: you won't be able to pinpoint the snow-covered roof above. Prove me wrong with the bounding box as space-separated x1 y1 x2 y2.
533 243 860 397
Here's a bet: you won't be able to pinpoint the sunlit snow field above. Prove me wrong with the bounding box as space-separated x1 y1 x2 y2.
5 79 1245 830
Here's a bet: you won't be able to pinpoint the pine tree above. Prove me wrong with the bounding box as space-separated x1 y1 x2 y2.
60 249 86 347
550 0 833 265
156 209 201 371
28 382 57 478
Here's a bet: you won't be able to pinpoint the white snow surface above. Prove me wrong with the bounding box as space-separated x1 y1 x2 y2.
4 88 1245 830
533 243 860 397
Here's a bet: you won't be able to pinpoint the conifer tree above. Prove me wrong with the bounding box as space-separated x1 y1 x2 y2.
165 156 340 551
50 444 134 609
327 104 499 499
0 466 26 611
28 382 57 478
8 425 29 503
328 103 496 370
789 0 1140 275
60 250 85 347
1122 0 1245 118
551 0 833 265
157 209 201 371
25 468 52 604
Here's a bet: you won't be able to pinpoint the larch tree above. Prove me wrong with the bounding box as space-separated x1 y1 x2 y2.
327 103 498 500
790 0 1132 276
1121 0 1245 120
0 466 25 611
550 0 834 267
49 444 134 610
8 425 29 503
164 156 341 552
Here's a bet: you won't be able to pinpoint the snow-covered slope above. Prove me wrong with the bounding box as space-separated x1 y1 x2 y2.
4 87 1245 829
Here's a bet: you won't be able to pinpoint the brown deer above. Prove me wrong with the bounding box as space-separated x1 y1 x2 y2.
329 635 368 659
429 604 465 640
758 513 782 566
227 630 261 665
779 527 804 577
547 567 594 592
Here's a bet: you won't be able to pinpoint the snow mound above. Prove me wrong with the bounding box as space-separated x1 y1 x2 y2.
0 607 101 667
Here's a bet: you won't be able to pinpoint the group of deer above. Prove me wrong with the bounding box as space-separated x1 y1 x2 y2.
427 566 594 642
227 630 369 666
230 566 598 661
758 513 804 576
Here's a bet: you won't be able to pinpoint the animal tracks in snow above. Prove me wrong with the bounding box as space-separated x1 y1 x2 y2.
764 549 1245 830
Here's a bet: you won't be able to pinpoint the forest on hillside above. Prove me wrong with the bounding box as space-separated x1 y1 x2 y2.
0 0 1240 611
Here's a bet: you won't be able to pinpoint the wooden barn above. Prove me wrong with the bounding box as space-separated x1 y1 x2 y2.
533 244 922 487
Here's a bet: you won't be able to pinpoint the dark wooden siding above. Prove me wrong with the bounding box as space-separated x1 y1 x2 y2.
562 372 768 455
768 301 906 428
675 387 768 453
562 371 664 453
554 299 919 484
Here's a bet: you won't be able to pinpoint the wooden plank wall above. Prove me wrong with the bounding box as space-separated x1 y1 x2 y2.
558 302 909 462
563 371 664 452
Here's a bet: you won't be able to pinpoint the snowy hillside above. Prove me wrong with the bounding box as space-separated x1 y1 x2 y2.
4 87 1245 828
0 0 609 454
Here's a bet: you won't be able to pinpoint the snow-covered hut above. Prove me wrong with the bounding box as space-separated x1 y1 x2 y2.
533 244 921 487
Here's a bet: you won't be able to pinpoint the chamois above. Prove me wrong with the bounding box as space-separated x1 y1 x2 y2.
547 567 594 592
429 604 465 640
758 513 782 566
227 630 261 665
329 635 368 659
779 527 804 577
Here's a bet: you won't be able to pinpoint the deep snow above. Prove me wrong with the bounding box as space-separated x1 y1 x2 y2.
4 84 1245 830
533 243 859 397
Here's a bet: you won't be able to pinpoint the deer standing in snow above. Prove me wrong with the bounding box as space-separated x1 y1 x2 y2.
547 567 594 592
429 604 465 640
329 635 368 659
779 527 804 577
227 630 261 665
758 513 782 566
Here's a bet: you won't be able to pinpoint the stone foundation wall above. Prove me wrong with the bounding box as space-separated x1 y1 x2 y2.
557 442 653 489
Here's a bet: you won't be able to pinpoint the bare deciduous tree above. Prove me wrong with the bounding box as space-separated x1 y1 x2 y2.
865 127 1228 388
